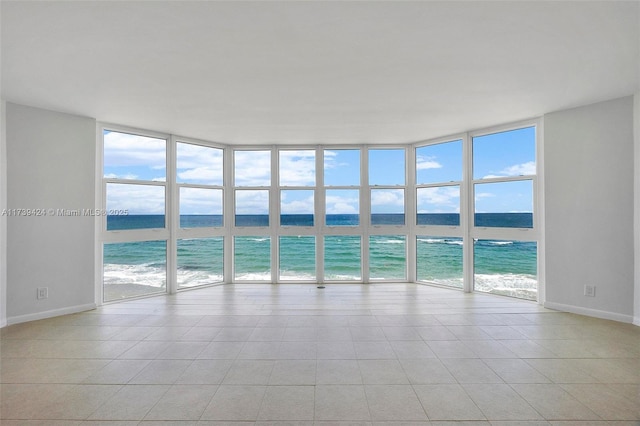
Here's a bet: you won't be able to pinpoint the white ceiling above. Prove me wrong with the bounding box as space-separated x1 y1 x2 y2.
2 1 638 145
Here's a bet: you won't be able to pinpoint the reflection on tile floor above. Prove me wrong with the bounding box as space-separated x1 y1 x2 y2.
1 283 639 425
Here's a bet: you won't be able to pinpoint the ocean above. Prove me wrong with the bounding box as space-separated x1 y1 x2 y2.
104 213 537 301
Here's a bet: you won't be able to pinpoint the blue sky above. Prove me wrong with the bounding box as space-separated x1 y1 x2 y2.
472 127 536 213
105 127 535 215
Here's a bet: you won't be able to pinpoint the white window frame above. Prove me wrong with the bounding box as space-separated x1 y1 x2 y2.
469 120 541 300
413 134 466 288
174 136 226 290
96 123 171 304
95 117 544 306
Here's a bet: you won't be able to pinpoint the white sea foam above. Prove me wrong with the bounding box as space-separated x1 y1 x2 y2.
418 238 445 243
234 272 273 281
326 274 363 281
104 263 166 287
474 273 537 300
177 270 224 288
279 271 317 281
417 238 463 246
488 241 513 246
375 239 405 244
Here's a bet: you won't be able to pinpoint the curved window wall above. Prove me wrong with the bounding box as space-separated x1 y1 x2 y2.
99 120 540 302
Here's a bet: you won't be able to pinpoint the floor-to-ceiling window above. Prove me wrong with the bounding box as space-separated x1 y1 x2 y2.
278 149 317 281
175 139 225 289
413 124 539 300
233 149 272 281
101 128 168 302
323 148 362 281
368 148 407 281
415 138 464 289
99 120 540 302
471 125 538 300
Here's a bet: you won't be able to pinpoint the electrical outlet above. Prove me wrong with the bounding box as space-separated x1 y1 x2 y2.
37 287 48 300
584 285 595 297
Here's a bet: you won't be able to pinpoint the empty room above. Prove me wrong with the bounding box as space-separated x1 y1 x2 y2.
1 1 639 424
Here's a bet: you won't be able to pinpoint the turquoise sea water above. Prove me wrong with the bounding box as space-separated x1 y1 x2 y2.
104 213 537 299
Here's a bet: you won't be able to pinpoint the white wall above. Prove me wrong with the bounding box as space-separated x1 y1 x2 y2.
635 92 640 326
6 103 96 324
0 100 7 327
2 97 638 325
545 96 635 323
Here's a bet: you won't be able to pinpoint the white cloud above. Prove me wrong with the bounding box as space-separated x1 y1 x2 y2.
179 187 222 215
417 187 459 212
371 189 404 207
327 201 358 215
106 183 165 214
323 150 338 169
483 161 536 179
176 143 223 184
178 167 221 183
104 131 166 169
416 155 442 170
326 192 359 214
475 192 495 201
235 189 269 214
279 150 316 186
234 150 271 186
281 198 314 214
104 173 140 180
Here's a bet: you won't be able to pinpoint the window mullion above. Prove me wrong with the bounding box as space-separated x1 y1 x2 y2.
271 145 278 283
166 136 177 294
224 146 234 283
361 146 370 283
406 145 417 283
316 146 324 283
462 132 474 293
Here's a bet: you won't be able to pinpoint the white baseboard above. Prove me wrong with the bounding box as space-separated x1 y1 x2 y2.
7 303 97 326
634 316 640 327
0 318 6 328
544 301 635 324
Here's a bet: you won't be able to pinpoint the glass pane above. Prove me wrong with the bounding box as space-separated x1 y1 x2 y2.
176 142 223 185
280 189 314 226
177 237 223 289
279 236 316 280
369 149 405 185
279 150 316 186
324 236 361 281
473 126 536 180
235 189 269 227
326 189 359 226
234 236 271 281
106 183 165 230
324 149 360 186
416 140 462 184
371 189 404 225
103 240 166 302
103 130 166 181
180 187 223 228
234 150 271 186
416 236 463 288
475 180 533 228
474 239 537 300
417 186 460 226
369 235 406 280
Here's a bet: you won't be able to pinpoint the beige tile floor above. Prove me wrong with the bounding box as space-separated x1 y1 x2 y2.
1 283 639 425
